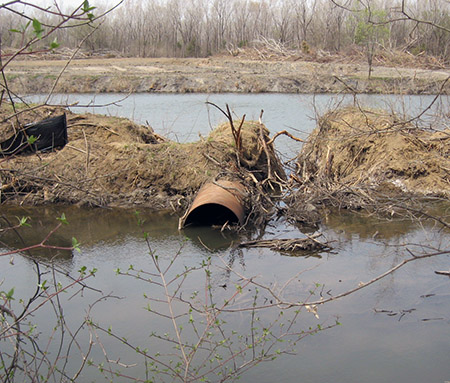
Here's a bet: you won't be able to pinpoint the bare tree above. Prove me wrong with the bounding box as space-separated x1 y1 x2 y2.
271 0 293 44
211 0 232 51
0 1 448 65
231 0 252 48
293 0 317 48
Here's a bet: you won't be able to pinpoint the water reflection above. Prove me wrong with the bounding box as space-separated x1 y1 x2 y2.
2 202 447 261
1 205 176 247
322 201 450 241
182 225 239 251
1 203 449 383
0 205 252 278
323 209 416 241
1 208 74 262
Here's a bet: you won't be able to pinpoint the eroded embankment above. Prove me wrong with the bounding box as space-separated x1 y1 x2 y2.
4 57 450 94
0 105 284 217
1 105 449 229
287 106 450 224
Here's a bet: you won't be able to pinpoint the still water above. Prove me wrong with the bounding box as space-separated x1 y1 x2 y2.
27 92 449 161
1 205 449 383
1 93 449 383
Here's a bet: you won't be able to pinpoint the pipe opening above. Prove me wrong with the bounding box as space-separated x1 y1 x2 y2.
184 203 240 227
179 181 245 229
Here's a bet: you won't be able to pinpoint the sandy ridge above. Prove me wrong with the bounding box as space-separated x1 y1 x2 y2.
5 57 450 94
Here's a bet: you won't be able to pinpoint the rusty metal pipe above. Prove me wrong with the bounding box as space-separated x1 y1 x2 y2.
179 181 246 228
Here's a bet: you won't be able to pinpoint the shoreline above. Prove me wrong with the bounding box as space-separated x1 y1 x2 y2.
5 57 449 95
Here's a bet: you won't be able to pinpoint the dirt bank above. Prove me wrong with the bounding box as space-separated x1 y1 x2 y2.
0 105 284 215
287 106 450 224
1 102 449 229
4 56 449 95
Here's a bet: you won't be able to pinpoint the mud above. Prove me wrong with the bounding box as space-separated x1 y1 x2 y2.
0 105 284 213
4 56 450 95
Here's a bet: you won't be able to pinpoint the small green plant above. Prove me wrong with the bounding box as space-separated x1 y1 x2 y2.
0 213 99 383
353 7 390 79
301 40 310 54
83 214 338 383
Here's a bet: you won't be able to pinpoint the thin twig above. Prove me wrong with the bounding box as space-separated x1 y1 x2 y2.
267 130 304 146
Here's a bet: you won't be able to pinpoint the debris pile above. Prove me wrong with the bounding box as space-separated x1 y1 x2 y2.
0 106 284 218
287 106 449 223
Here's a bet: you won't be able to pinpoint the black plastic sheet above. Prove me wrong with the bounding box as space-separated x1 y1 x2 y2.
1 114 67 155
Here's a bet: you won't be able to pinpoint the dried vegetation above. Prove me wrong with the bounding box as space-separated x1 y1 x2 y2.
0 104 284 226
286 106 450 225
1 102 449 233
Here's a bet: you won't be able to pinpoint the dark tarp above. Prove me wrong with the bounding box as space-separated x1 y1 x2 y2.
1 114 67 155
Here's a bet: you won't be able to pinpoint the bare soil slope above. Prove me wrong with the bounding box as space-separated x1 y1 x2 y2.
2 104 449 230
302 107 449 195
0 106 283 210
5 56 449 94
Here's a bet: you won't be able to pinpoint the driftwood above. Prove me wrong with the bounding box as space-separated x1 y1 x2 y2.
238 233 329 253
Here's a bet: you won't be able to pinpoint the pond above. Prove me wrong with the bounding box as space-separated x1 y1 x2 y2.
27 92 449 160
1 93 449 383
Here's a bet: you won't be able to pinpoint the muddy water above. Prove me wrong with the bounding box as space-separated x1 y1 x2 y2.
1 203 449 383
2 93 449 382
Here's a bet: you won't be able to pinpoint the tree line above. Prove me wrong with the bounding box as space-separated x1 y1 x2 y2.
1 0 449 61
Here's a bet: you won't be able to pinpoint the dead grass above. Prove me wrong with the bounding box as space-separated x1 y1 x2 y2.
2 104 449 229
0 106 284 214
303 107 449 195
286 106 450 225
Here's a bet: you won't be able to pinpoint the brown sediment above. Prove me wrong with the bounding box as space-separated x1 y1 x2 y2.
4 56 449 95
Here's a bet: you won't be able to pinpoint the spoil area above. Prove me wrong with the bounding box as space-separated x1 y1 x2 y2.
288 106 450 224
1 105 449 228
0 105 283 212
5 56 449 95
